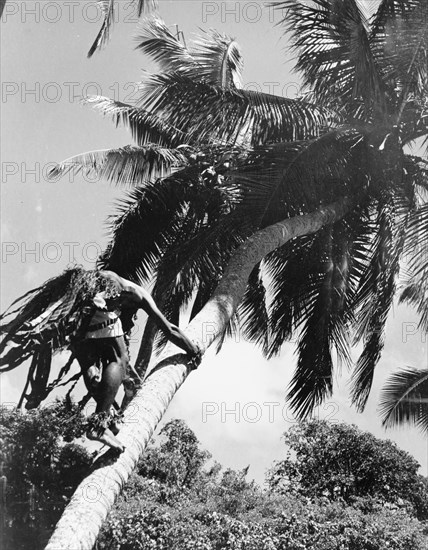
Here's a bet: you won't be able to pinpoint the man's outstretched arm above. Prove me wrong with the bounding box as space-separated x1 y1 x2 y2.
101 271 200 357
139 289 200 357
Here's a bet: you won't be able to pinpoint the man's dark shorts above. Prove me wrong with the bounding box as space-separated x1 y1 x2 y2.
73 336 129 372
73 336 139 399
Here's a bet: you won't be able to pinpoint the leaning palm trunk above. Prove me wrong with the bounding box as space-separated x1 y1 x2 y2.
45 198 350 550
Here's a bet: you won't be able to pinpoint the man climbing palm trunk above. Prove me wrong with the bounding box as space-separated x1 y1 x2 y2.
0 268 200 451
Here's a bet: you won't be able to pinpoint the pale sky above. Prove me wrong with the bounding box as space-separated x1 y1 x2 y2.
1 1 427 483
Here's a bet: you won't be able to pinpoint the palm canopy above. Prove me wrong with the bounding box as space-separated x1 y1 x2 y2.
48 2 428 418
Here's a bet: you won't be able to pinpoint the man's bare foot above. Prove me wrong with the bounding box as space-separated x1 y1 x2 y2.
87 427 125 452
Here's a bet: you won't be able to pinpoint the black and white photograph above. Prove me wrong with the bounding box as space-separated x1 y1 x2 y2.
1 1 427 548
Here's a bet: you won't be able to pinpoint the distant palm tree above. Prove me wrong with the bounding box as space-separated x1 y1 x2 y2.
44 3 428 547
380 366 428 433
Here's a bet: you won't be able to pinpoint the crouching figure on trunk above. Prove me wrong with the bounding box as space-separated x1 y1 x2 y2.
0 267 201 453
72 270 201 452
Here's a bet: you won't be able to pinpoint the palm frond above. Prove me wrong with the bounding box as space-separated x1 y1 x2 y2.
190 28 243 88
370 0 422 33
351 193 411 409
88 0 157 58
265 239 313 356
257 199 375 417
239 263 270 355
135 205 245 356
274 0 387 118
99 154 246 282
99 182 191 282
87 0 116 58
135 17 195 72
371 0 428 115
0 269 108 359
136 17 243 89
379 366 428 433
399 202 428 330
400 100 428 146
280 222 361 418
229 128 367 231
215 313 240 354
137 72 332 145
400 283 428 333
136 0 156 16
403 201 428 278
49 145 189 186
84 96 189 147
190 278 220 321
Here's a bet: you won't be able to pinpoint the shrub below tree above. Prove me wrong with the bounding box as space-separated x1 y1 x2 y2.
1 405 427 549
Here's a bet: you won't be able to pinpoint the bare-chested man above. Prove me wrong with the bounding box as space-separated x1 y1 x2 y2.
72 270 200 452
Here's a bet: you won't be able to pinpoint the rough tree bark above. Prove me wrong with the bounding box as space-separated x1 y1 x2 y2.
45 198 350 550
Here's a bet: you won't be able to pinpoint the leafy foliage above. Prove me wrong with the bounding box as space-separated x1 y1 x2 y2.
99 504 428 550
275 0 387 118
2 409 427 550
0 400 91 550
137 419 212 489
96 419 428 549
266 420 428 520
135 17 244 89
138 72 330 146
50 145 189 187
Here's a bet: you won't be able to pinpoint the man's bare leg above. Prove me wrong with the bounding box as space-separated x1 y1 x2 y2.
118 371 142 412
89 361 125 452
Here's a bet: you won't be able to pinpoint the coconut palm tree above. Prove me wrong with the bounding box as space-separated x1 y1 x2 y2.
26 1 428 547
54 1 428 415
